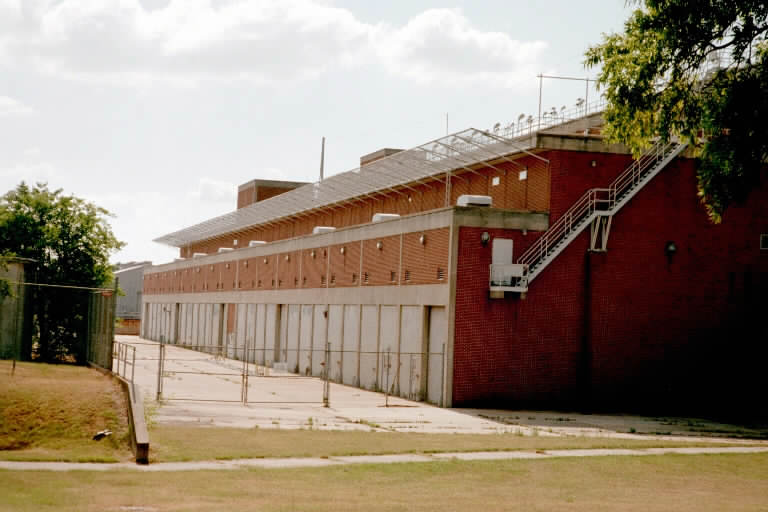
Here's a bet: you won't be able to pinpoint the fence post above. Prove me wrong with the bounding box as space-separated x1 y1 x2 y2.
106 278 118 368
323 341 330 407
156 334 165 401
131 345 136 384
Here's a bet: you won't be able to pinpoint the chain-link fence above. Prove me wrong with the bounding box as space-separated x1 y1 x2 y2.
0 280 117 367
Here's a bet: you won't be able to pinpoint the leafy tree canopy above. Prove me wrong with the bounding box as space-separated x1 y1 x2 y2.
0 182 123 286
585 0 768 222
0 182 123 361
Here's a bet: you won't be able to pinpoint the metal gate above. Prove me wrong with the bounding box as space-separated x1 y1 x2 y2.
152 337 331 406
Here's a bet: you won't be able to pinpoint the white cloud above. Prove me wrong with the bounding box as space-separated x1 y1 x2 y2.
372 9 546 87
0 95 35 116
0 1 546 88
0 161 57 187
188 176 235 203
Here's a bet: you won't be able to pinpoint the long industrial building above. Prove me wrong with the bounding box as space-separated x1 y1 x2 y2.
142 107 768 415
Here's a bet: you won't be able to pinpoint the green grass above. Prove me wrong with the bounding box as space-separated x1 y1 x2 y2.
2 453 767 511
0 360 132 462
147 425 756 462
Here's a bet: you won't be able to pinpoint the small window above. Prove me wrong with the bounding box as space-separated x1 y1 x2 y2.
404 270 411 282
761 234 768 250
303 276 307 285
390 271 397 282
518 170 527 181
363 272 369 284
294 278 298 286
321 275 327 286
491 176 500 186
437 267 445 280
258 280 262 288
278 279 282 287
352 273 358 283
330 274 336 285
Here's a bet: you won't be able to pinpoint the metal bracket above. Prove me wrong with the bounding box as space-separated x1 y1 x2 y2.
589 215 612 252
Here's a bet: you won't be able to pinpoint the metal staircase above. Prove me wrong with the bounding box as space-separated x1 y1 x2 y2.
490 140 688 294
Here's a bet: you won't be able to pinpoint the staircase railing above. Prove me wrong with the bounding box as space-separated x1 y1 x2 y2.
516 140 686 281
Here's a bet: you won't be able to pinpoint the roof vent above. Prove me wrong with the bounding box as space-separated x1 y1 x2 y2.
192 252 207 258
218 247 234 253
457 195 492 207
372 213 400 223
312 226 336 235
248 240 267 247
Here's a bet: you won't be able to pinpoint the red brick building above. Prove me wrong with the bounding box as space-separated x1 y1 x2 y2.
143 111 768 416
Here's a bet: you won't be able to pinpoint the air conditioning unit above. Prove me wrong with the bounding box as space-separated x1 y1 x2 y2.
192 252 207 258
218 247 234 253
457 195 492 207
312 226 336 234
372 213 400 223
248 240 267 247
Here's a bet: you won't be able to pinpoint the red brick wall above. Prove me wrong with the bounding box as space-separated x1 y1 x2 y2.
276 251 299 289
147 228 452 294
301 247 328 288
329 241 362 287
362 235 401 286
402 229 449 285
184 155 550 257
453 158 768 417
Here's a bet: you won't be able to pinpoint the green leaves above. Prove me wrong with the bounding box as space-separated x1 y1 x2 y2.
0 182 123 287
0 182 124 361
585 0 768 222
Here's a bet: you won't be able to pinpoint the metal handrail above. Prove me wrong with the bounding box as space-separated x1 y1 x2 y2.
517 139 677 270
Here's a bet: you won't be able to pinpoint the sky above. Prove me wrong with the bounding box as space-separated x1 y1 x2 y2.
0 0 632 265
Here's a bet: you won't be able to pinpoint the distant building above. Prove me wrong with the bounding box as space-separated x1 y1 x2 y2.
114 261 151 335
141 109 768 417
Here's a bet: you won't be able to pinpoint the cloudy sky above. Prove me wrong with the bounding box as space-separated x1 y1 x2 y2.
0 0 631 264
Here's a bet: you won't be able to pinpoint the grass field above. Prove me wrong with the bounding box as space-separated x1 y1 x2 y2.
2 453 767 511
0 360 132 462
148 425 752 462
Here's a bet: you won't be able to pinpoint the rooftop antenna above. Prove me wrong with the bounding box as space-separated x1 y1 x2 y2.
319 136 325 181
446 112 449 135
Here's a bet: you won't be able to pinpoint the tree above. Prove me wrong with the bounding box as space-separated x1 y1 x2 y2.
0 182 123 361
585 1 768 222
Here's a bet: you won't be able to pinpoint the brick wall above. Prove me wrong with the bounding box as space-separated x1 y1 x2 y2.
148 227 452 294
453 158 768 417
183 155 550 257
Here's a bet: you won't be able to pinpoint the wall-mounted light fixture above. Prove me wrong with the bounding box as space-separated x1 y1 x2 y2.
376 241 384 250
481 232 490 246
591 160 598 168
419 234 427 245
285 255 290 262
311 250 316 259
665 241 677 263
340 246 346 255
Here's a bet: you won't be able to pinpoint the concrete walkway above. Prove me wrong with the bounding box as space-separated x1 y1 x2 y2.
2 446 766 472
115 336 768 440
